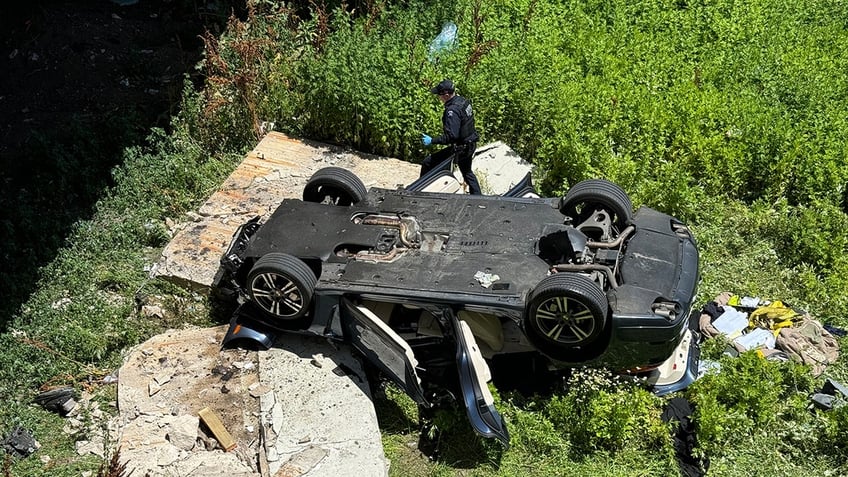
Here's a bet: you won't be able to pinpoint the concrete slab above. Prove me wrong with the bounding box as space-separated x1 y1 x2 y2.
258 335 388 477
472 142 534 195
113 326 389 476
115 326 262 476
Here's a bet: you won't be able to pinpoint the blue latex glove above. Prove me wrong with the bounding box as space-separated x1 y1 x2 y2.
422 134 432 146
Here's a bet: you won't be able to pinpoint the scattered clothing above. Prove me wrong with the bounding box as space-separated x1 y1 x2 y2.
823 324 847 337
775 319 839 376
699 292 840 376
662 398 709 477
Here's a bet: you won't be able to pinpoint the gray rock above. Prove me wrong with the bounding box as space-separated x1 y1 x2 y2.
167 415 199 451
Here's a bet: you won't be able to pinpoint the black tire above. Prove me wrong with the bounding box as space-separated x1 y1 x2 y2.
560 179 633 231
246 253 317 320
525 274 608 355
303 167 367 206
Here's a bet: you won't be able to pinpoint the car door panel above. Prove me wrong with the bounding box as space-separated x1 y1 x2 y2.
340 298 428 405
450 311 510 446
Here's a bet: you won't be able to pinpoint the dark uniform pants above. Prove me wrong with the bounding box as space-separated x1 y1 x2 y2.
420 142 481 195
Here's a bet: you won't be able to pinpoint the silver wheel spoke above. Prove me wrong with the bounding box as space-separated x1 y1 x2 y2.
281 296 302 313
572 309 593 321
546 322 565 341
569 323 590 340
251 289 275 298
555 297 567 313
536 308 559 321
260 273 275 290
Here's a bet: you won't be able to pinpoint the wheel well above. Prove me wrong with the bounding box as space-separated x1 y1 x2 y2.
300 258 322 281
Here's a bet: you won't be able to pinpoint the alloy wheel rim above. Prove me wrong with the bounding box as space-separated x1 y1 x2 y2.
534 296 595 344
250 272 304 317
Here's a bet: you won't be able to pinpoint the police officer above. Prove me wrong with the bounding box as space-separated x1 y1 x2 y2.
420 79 481 195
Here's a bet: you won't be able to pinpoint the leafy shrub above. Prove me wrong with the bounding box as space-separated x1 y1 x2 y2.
688 353 817 457
822 406 848 458
546 368 668 454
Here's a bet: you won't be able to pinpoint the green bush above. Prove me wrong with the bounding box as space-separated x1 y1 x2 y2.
823 405 848 458
546 368 668 454
688 353 817 457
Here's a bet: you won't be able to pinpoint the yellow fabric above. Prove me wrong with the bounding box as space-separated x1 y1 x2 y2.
749 301 801 331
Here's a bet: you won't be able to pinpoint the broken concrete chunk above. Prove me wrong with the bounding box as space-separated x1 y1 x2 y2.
141 305 165 318
275 446 328 477
75 437 105 458
167 414 199 451
154 371 173 386
249 384 272 398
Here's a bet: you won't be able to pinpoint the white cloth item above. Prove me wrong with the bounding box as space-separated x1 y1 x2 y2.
734 327 776 351
712 306 748 338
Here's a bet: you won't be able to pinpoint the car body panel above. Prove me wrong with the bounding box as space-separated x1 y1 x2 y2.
450 310 510 445
216 176 701 444
339 298 429 405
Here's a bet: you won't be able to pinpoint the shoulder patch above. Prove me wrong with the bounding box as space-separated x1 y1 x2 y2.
446 110 455 117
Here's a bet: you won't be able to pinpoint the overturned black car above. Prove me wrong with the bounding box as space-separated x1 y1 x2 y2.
215 164 700 446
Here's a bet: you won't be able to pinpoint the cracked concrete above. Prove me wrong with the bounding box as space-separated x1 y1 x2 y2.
258 334 387 476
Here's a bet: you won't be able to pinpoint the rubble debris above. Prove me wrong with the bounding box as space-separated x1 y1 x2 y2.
33 386 77 415
249 384 272 398
1 426 40 458
275 445 328 477
167 415 199 451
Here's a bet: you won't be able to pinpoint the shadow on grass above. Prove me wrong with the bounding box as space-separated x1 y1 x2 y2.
0 0 216 328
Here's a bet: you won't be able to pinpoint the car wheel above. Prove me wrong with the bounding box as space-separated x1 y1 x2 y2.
246 253 317 320
303 167 367 206
560 179 633 234
525 273 608 353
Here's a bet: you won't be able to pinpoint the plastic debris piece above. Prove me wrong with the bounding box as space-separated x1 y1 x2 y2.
474 271 500 288
697 359 720 379
33 387 77 415
711 306 748 338
733 327 776 351
428 21 458 63
1 426 40 458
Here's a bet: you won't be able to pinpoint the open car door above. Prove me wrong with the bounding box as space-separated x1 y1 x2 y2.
339 298 428 405
444 308 510 446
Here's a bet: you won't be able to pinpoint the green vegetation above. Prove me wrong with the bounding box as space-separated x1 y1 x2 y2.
1 0 847 475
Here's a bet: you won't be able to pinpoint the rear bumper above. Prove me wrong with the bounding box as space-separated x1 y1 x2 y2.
649 326 700 395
